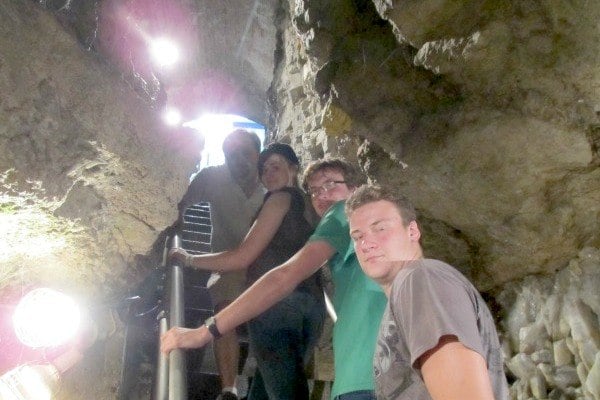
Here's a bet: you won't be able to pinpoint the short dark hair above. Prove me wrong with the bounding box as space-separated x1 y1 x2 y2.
222 129 261 154
345 184 417 226
301 158 366 191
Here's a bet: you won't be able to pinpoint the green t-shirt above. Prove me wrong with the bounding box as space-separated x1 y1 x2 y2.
309 201 387 398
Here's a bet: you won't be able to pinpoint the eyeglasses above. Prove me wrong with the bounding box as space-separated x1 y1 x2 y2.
307 180 346 198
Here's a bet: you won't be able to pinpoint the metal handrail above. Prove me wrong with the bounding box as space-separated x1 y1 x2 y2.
154 312 168 400
168 235 187 399
154 235 188 400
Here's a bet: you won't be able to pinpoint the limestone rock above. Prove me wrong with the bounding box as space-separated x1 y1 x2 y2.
530 370 548 399
553 339 574 367
520 321 549 354
531 349 553 365
585 352 600 399
563 299 600 369
508 353 538 380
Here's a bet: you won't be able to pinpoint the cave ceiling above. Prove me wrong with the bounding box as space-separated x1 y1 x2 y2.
35 0 280 124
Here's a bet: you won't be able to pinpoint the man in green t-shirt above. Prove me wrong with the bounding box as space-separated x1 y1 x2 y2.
162 159 387 400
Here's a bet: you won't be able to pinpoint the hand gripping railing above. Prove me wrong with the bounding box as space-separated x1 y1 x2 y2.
154 235 188 400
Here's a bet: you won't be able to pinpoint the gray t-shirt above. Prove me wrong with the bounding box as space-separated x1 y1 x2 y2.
374 259 508 400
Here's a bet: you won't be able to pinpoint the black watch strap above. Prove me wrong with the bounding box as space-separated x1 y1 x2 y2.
204 316 222 339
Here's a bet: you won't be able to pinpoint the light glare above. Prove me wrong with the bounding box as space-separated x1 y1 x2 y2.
185 114 265 169
164 108 182 126
13 288 81 348
187 114 235 168
150 38 179 67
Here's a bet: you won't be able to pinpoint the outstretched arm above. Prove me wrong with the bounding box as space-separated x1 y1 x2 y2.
420 335 495 400
161 240 334 354
171 192 291 272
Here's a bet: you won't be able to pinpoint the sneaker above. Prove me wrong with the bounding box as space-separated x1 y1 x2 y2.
216 392 238 400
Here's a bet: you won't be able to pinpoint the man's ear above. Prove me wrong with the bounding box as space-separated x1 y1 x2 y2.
408 221 421 241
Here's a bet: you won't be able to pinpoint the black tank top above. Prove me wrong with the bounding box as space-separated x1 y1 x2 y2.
246 187 322 297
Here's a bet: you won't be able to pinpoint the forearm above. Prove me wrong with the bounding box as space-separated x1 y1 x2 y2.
214 266 296 334
209 241 333 336
187 251 247 272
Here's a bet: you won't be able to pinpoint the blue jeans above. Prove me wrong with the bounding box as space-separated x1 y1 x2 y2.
246 290 325 400
334 390 376 400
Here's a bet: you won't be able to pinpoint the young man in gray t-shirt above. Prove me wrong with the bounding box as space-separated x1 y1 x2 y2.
346 184 509 400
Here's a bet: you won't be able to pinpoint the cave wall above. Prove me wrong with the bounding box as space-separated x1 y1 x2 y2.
268 0 600 397
0 2 200 396
1 0 599 398
270 0 599 288
0 0 200 295
498 248 600 399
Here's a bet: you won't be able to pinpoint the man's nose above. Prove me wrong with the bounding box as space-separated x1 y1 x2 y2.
315 188 330 199
360 237 376 252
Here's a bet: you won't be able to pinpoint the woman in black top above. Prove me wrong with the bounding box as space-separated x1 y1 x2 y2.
170 143 325 399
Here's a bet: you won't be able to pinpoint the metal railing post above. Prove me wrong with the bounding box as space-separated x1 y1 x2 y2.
154 311 169 400
168 235 187 400
153 235 188 400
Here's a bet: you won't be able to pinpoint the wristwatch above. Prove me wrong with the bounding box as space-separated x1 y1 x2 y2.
204 316 222 339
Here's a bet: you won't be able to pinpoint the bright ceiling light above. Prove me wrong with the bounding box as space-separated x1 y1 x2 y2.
12 288 81 348
150 38 179 68
163 108 182 126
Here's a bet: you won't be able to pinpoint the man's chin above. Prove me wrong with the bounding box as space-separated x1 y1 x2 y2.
232 172 254 183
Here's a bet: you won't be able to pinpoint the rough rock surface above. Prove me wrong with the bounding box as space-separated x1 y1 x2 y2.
1 2 199 397
271 0 599 288
1 0 599 398
1 0 198 291
498 248 600 399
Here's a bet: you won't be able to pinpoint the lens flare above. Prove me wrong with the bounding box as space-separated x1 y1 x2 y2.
150 38 179 67
163 108 182 126
12 288 81 348
186 114 265 169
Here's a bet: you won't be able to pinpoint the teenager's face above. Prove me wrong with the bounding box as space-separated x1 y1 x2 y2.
260 154 297 191
348 200 420 285
306 169 353 217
